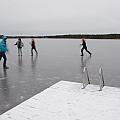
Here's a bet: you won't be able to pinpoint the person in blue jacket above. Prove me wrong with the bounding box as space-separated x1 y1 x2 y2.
0 35 9 69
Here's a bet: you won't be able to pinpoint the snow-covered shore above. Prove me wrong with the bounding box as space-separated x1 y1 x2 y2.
0 80 120 120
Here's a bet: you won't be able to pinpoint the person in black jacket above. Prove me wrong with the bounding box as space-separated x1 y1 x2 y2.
80 38 91 56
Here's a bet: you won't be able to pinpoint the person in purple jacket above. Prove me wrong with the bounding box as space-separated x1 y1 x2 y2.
31 39 38 56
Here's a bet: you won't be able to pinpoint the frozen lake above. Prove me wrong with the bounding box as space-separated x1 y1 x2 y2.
0 38 120 114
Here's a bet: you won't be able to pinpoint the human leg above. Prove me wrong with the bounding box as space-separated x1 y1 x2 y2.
0 53 2 60
34 48 38 55
85 48 91 56
2 53 9 69
31 48 33 56
20 48 22 56
18 48 20 56
81 47 84 56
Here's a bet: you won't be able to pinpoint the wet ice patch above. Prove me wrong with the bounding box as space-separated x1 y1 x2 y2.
20 96 24 100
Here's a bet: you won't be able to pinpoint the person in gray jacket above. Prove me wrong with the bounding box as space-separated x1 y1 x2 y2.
14 38 24 56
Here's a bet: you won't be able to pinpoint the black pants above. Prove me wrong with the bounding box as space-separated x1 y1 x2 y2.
0 52 7 67
31 47 38 56
81 47 91 56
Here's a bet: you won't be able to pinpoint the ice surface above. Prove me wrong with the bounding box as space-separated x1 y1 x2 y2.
1 39 120 115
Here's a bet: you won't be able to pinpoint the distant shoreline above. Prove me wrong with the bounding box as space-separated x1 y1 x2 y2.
5 34 120 39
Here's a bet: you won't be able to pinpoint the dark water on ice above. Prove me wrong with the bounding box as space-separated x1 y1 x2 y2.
0 38 120 114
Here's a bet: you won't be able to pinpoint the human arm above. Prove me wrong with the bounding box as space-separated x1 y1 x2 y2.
14 42 17 45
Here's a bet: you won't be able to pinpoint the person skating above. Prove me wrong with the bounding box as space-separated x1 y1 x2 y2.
80 38 91 56
14 38 24 56
0 35 9 69
31 39 38 56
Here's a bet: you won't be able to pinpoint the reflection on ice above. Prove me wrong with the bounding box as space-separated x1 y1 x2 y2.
18 56 22 67
31 55 38 69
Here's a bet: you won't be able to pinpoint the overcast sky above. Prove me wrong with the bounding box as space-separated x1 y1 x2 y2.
0 0 120 35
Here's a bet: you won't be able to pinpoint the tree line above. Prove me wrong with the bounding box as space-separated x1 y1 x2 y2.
1 34 120 39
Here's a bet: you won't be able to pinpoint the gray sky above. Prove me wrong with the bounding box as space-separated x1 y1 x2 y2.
0 0 120 35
